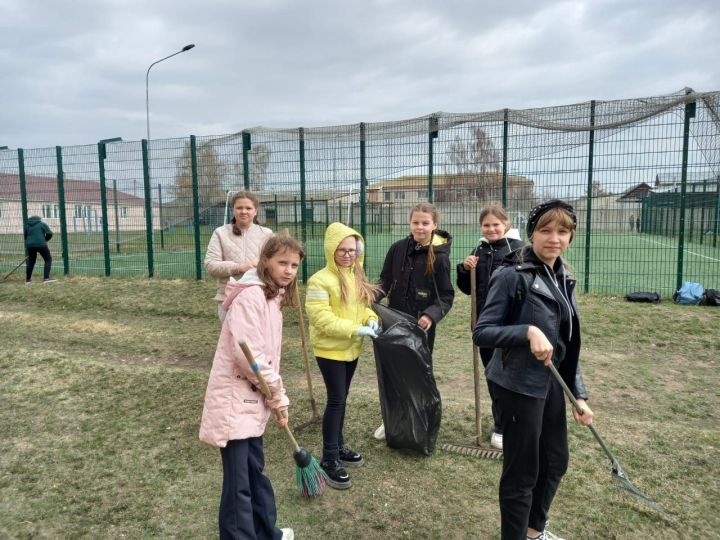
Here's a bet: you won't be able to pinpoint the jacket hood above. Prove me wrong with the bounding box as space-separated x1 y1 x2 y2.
480 227 522 244
27 216 42 225
222 268 265 309
323 222 365 274
407 228 452 254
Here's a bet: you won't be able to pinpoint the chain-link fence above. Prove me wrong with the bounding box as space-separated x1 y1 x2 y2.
1 88 718 294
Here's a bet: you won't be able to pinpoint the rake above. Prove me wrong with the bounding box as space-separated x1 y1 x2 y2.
293 285 322 431
442 269 503 460
548 362 669 516
2 257 28 282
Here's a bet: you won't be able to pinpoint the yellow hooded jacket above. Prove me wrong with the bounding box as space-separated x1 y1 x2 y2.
305 222 378 361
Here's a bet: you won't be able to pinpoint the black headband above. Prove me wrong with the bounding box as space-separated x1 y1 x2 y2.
526 199 577 237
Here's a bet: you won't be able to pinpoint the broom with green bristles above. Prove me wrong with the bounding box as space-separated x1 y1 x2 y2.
239 341 328 497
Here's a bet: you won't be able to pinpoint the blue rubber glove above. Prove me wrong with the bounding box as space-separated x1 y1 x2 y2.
368 319 380 333
357 325 378 338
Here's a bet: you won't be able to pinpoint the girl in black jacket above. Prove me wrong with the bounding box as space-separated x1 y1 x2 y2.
473 200 594 540
374 202 454 440
378 202 454 352
456 204 524 450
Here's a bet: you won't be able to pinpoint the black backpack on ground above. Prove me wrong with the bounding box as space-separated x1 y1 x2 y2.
701 289 720 306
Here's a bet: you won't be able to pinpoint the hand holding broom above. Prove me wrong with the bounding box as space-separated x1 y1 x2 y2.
238 341 327 497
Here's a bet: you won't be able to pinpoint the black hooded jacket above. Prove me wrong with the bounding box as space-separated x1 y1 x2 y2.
456 234 525 318
377 229 454 325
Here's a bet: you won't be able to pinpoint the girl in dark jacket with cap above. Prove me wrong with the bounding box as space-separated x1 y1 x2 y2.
473 200 594 540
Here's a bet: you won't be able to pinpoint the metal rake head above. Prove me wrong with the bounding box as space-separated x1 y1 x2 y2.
611 462 669 516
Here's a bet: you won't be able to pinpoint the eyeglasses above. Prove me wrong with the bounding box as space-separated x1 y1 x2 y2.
335 248 357 257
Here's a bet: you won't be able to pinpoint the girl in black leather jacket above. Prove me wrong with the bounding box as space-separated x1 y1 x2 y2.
473 200 594 540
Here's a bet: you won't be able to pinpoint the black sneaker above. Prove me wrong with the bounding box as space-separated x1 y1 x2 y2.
320 460 351 490
338 446 364 468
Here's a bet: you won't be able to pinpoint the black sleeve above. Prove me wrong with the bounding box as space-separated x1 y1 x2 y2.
423 252 455 324
456 262 471 295
376 243 395 302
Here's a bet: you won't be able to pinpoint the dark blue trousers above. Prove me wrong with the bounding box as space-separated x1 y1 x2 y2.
491 377 569 540
219 438 282 540
316 356 358 463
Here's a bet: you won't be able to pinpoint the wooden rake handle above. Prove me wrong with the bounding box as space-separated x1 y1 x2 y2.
238 340 300 452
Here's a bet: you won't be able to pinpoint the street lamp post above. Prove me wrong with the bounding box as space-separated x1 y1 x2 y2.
145 44 195 142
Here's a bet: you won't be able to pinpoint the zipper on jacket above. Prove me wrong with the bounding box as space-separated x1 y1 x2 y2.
543 265 573 340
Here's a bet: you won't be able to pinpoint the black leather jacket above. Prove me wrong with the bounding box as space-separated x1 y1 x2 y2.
472 249 589 400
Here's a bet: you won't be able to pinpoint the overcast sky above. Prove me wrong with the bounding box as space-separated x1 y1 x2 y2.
1 0 718 150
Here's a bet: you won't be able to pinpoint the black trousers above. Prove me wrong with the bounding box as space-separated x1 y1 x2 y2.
26 246 52 281
219 438 282 540
480 347 501 434
316 356 358 463
491 378 569 540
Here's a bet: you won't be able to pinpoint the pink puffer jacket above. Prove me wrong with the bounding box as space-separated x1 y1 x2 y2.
199 270 289 447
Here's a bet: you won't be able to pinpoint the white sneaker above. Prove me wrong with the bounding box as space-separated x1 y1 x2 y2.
490 432 503 450
542 530 566 540
373 423 385 440
281 528 294 540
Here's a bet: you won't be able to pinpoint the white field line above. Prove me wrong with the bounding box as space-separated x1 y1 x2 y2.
637 236 720 263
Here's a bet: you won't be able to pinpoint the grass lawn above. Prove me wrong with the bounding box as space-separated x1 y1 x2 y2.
1 277 719 539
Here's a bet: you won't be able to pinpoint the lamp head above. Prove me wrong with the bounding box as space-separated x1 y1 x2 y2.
182 44 195 52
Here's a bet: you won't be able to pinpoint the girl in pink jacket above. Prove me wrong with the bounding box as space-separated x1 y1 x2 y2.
200 233 304 540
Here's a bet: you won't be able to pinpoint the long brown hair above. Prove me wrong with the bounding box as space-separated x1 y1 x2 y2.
256 233 305 309
230 191 260 235
338 237 380 306
410 202 439 276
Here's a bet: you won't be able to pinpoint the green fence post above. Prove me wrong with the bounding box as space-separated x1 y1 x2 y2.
274 194 279 228
17 149 29 257
713 178 719 248
299 128 307 282
428 116 438 203
112 179 121 253
583 100 596 294
141 139 154 277
688 183 696 244
360 122 367 239
675 99 696 291
55 146 69 275
293 196 298 237
502 108 509 207
242 130 251 190
699 180 707 246
158 183 165 250
97 141 111 276
190 136 202 280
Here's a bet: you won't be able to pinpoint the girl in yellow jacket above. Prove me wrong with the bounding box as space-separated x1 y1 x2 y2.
305 222 379 490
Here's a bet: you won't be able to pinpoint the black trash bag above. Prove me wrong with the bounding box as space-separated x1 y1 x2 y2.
625 292 661 303
702 288 720 306
371 303 441 456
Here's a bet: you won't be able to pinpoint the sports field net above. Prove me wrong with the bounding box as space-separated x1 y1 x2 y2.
1 88 718 294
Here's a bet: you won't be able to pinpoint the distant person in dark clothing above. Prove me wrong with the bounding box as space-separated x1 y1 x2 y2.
24 216 56 284
636 216 641 233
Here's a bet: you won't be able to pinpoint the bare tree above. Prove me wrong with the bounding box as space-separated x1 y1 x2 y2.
447 126 501 200
173 141 227 219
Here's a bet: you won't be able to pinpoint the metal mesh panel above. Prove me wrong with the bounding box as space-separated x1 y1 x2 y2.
1 89 718 293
